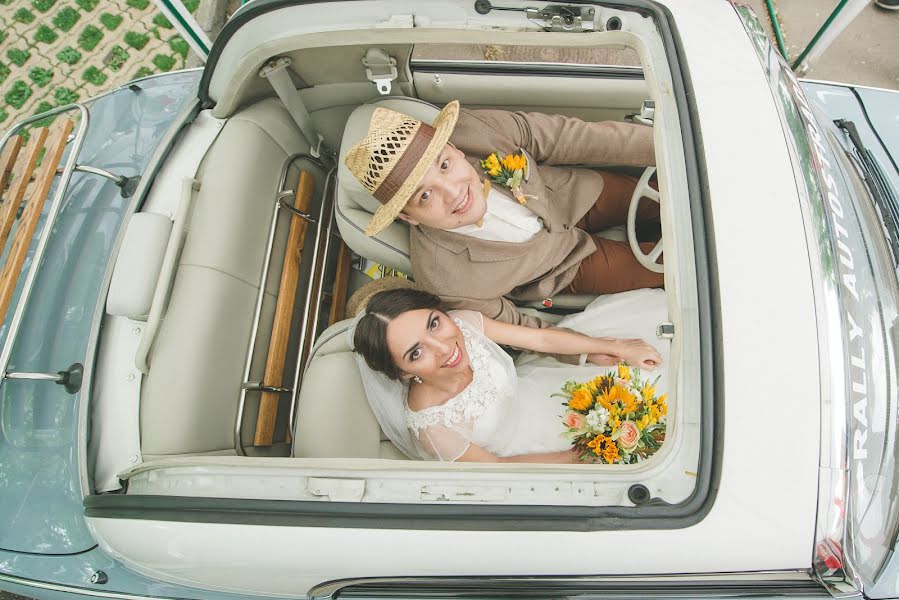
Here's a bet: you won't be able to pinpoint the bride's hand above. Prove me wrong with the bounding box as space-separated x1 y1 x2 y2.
587 353 619 366
612 338 662 370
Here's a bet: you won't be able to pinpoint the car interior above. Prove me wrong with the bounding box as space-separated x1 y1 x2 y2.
89 12 703 507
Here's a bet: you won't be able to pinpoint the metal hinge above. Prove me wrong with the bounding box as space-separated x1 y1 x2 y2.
474 1 595 32
656 322 675 339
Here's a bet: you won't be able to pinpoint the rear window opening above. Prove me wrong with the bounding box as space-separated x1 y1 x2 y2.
87 3 713 524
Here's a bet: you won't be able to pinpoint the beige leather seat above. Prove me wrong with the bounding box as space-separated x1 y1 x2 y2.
139 98 310 458
292 319 407 459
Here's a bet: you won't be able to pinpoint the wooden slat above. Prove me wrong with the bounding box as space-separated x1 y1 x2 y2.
328 241 352 326
0 136 24 198
0 120 74 329
0 130 49 257
254 171 316 447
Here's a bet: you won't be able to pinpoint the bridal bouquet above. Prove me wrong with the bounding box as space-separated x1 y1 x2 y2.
557 363 667 464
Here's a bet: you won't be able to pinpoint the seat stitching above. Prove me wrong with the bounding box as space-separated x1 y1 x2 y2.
178 262 278 295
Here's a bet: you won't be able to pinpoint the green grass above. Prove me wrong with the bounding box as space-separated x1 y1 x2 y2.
124 31 150 50
133 66 154 79
52 7 80 31
14 8 36 23
31 0 57 12
184 0 199 11
28 67 54 87
152 54 176 72
169 36 189 59
0 63 9 86
57 46 82 65
32 101 56 127
0 107 8 125
152 13 172 28
78 24 103 51
0 31 6 45
82 66 108 86
106 46 129 72
7 48 31 68
100 13 123 30
34 25 59 44
54 86 79 105
126 0 149 8
75 0 98 10
5 80 33 110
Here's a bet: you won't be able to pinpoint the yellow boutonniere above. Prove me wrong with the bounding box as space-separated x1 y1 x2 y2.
479 151 536 205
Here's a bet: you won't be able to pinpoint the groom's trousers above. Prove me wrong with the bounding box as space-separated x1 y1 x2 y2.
564 171 666 295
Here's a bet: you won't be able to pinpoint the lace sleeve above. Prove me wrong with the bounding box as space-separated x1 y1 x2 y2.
418 425 471 462
447 309 484 333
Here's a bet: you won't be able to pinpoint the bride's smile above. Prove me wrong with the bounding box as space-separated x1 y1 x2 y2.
441 344 462 368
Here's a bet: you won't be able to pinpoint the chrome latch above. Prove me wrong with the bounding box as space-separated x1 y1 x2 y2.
633 100 655 126
527 6 595 32
362 48 398 95
656 322 675 339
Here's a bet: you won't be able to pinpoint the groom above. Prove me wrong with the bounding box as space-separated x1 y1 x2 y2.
344 100 663 330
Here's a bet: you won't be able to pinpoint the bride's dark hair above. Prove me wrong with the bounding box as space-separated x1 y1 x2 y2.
353 288 445 381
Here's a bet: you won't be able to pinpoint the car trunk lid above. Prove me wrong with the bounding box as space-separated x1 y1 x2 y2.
0 71 200 554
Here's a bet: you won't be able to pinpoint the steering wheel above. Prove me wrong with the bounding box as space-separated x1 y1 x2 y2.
627 166 663 273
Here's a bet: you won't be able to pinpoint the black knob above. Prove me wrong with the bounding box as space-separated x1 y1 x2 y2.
474 0 492 15
627 484 651 505
90 571 108 585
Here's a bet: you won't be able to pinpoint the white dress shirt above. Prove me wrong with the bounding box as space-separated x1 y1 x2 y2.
449 186 542 243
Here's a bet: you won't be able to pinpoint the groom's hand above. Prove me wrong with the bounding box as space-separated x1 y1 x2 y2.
614 338 662 370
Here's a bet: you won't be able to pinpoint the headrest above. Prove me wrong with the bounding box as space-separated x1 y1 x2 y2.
336 98 442 275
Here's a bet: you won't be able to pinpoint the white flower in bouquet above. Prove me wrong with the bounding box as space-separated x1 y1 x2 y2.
585 406 610 432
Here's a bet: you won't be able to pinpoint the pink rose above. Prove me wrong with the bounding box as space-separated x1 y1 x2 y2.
563 411 585 430
616 420 640 453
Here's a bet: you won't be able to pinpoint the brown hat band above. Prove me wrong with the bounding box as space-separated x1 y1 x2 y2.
372 123 436 205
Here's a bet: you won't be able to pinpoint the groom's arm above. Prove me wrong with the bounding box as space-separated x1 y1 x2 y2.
440 294 584 366
456 108 655 168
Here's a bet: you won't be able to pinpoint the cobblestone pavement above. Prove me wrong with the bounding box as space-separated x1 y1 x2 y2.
0 0 201 132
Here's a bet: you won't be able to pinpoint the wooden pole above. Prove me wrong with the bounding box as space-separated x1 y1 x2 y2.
0 120 74 328
254 171 315 446
0 130 49 257
0 136 24 198
328 241 352 326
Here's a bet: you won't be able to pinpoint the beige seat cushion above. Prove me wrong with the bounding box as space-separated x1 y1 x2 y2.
293 320 406 460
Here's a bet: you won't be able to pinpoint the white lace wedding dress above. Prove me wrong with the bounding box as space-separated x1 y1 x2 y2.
403 288 671 461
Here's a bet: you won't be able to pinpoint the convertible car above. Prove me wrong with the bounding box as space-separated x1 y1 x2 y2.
1 0 896 599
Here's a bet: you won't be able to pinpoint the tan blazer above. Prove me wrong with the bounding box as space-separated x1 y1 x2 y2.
410 108 655 328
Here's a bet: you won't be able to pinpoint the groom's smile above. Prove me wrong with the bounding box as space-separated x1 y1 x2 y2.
397 143 487 230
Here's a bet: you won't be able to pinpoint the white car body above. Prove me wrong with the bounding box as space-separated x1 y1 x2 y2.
87 0 823 595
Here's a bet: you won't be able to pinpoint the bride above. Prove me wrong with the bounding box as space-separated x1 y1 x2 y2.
351 286 669 463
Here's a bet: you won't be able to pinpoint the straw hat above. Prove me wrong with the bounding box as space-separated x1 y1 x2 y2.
346 276 418 318
344 101 460 236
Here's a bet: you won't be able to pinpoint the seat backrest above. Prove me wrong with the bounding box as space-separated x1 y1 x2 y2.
139 98 307 457
336 98 443 276
293 319 407 460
